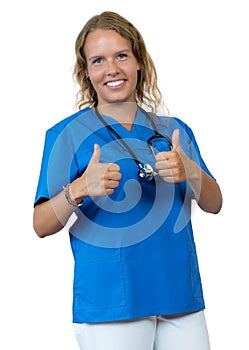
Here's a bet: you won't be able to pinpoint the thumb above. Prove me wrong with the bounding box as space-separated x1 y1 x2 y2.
172 129 180 150
89 144 101 164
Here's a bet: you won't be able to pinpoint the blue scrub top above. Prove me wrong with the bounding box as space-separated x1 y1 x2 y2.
34 107 215 323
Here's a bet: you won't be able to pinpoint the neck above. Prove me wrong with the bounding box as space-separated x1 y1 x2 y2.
97 102 138 127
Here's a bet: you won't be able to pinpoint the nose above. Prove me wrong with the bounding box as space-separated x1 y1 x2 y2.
106 59 119 76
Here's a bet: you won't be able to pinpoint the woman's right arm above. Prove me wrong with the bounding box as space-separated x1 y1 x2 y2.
33 190 77 238
33 144 122 238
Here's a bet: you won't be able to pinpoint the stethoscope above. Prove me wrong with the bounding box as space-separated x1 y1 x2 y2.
95 106 173 182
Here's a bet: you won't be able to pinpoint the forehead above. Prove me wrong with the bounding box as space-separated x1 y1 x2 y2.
84 29 132 56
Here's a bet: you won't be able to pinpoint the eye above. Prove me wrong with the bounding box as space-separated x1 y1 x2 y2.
117 53 127 60
93 57 103 64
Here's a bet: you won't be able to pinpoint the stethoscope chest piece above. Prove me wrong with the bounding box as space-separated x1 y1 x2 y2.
138 163 155 182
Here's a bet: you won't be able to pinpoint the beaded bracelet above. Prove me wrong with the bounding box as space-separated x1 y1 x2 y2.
63 184 83 207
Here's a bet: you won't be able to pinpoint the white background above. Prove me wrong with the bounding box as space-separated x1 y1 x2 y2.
1 0 248 348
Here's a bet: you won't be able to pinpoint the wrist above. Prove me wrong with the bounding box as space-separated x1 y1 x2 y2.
186 160 201 182
69 178 89 203
63 184 84 207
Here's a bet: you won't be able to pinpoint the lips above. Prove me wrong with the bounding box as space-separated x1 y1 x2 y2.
105 80 125 87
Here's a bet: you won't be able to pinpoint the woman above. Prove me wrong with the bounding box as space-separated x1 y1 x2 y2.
33 11 222 350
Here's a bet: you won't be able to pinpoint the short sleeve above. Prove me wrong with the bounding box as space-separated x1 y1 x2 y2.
34 127 78 206
172 117 216 180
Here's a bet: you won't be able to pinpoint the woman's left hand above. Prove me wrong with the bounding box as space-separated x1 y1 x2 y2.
155 129 223 213
155 129 189 183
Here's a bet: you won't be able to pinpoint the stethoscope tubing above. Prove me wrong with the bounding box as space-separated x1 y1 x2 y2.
94 106 172 181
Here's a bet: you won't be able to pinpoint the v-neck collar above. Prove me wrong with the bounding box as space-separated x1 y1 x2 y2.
95 107 153 138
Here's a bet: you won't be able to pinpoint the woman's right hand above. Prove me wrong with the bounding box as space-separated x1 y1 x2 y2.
71 144 122 201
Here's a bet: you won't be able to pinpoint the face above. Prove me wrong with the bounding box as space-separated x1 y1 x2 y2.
84 29 140 107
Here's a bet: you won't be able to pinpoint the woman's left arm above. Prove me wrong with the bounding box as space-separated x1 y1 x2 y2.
155 129 223 214
183 159 222 213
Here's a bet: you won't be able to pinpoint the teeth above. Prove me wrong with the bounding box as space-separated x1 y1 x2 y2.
106 80 124 87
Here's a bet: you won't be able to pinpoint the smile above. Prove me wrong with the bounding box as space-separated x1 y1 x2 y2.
106 80 125 87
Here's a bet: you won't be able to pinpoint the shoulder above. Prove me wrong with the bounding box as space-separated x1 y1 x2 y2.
47 107 92 135
153 114 193 135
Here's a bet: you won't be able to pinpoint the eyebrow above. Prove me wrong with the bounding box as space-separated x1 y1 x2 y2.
87 48 132 62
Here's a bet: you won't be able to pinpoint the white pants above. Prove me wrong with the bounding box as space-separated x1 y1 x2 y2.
73 311 210 350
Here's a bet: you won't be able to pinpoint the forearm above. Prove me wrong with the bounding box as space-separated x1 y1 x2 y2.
33 190 77 238
187 161 223 214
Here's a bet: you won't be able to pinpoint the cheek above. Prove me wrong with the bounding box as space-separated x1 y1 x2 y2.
88 69 103 85
129 67 140 85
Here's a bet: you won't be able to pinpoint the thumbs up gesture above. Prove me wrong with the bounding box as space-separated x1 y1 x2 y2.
77 144 122 197
155 129 189 183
